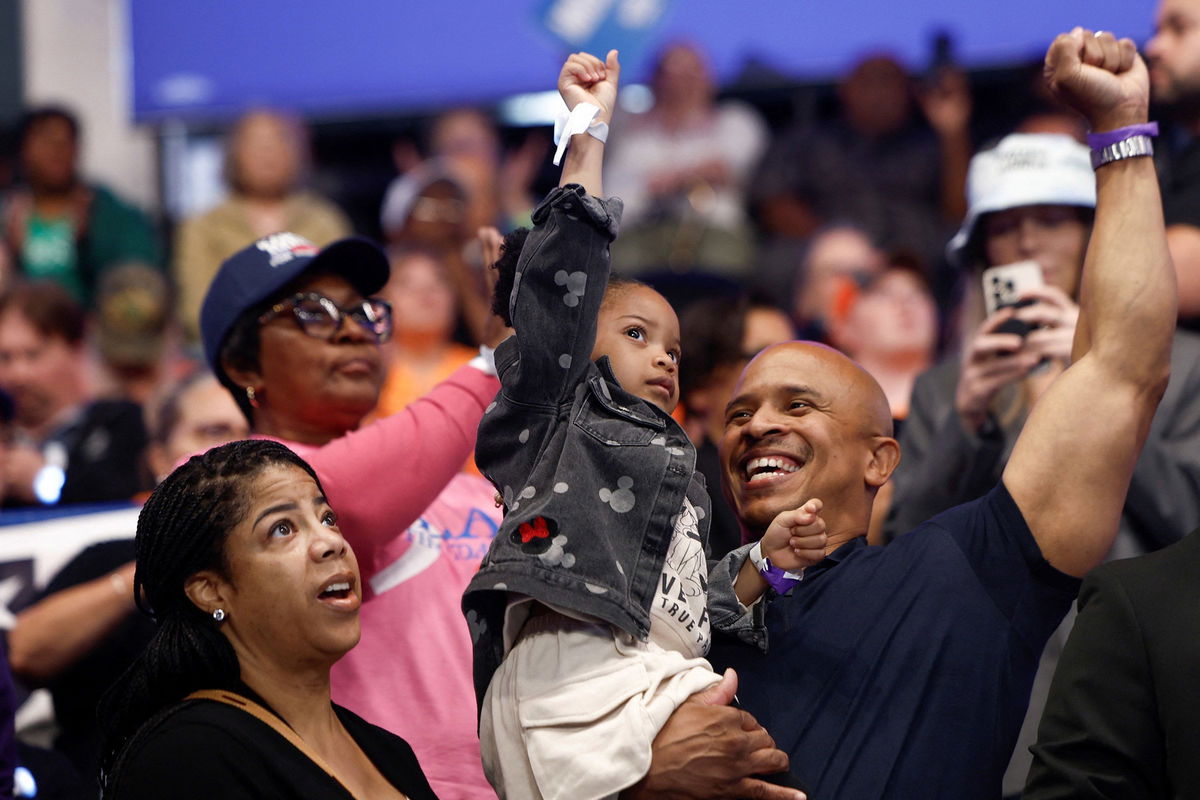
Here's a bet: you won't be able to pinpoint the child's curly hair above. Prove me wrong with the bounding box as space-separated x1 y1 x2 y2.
489 227 649 328
489 228 531 327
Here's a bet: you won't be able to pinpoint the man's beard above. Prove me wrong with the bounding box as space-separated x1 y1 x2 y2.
1154 73 1200 124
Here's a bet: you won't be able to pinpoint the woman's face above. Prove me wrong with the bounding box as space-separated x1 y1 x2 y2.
842 270 938 359
982 204 1088 297
384 252 456 338
202 464 361 667
230 112 301 198
400 181 468 248
251 272 384 439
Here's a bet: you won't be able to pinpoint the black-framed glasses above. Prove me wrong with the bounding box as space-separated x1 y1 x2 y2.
258 292 393 343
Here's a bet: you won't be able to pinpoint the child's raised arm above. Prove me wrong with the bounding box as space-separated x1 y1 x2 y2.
488 50 623 408
557 50 619 194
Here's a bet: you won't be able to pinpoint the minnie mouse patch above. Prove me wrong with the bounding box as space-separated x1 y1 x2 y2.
511 515 559 555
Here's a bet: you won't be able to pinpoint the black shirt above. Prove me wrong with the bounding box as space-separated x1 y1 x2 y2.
39 539 150 780
710 484 1079 800
107 690 438 799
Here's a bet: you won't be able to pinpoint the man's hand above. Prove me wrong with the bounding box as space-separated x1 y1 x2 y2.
919 66 971 138
762 499 827 570
558 50 620 124
622 670 805 800
1044 28 1148 131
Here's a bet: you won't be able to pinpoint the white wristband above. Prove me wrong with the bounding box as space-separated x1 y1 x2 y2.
552 103 609 166
469 345 498 377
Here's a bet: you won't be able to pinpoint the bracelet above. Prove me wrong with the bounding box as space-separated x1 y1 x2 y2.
1091 136 1155 170
749 540 804 595
469 345 498 377
1086 121 1158 149
552 103 609 166
1088 122 1158 170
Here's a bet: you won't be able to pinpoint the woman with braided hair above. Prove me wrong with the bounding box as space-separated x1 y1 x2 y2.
99 439 436 799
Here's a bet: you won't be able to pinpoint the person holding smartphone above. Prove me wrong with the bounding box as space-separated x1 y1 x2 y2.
884 130 1200 795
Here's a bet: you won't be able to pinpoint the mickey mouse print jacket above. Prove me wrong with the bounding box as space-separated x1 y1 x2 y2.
463 185 766 706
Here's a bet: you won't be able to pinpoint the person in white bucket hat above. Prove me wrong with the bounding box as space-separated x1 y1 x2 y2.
886 130 1200 796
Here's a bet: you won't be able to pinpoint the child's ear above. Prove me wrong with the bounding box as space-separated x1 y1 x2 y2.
865 437 900 488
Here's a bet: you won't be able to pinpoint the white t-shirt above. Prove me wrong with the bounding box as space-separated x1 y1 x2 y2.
649 498 711 658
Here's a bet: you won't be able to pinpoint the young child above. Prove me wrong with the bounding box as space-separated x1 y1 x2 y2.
463 51 823 800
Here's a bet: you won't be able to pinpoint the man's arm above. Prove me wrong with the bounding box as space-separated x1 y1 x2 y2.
1003 30 1174 577
622 670 804 800
9 560 136 683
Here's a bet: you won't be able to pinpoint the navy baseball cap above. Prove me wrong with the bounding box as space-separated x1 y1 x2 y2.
200 232 390 384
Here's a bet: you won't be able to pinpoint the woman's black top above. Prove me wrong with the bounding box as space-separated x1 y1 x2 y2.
106 690 438 799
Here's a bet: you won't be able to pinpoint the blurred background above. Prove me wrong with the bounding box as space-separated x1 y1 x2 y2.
4 0 1149 235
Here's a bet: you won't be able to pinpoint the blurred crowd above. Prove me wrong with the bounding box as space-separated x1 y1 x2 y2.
0 16 1195 798
0 43 1093 513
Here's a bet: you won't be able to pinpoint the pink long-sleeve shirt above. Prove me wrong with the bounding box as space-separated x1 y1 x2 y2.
278 363 501 799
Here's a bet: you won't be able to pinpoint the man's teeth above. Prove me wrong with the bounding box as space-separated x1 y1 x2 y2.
322 581 350 595
745 457 800 483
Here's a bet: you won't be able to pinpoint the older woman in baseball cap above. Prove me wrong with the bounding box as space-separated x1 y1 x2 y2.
199 231 504 798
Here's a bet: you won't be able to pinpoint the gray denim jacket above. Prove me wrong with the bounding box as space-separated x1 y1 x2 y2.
463 185 765 704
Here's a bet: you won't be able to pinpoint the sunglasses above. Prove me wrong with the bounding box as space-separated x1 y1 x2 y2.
258 291 393 343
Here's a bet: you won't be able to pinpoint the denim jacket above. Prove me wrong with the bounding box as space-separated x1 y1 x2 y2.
463 185 766 704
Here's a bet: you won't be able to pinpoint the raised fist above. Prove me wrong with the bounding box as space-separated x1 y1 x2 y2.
558 50 620 124
1043 28 1149 131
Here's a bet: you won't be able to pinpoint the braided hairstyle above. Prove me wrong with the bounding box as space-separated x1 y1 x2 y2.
98 439 324 790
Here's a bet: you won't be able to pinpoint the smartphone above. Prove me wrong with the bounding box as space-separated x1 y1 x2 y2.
982 261 1043 337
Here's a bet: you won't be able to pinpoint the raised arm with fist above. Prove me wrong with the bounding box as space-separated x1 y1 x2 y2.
1043 28 1148 131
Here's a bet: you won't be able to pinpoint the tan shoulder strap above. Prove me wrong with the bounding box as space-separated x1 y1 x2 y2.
186 689 363 800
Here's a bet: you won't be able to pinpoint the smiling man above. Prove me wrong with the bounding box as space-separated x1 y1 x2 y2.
691 29 1176 800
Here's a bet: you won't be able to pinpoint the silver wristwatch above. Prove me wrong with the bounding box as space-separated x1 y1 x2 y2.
1091 135 1154 170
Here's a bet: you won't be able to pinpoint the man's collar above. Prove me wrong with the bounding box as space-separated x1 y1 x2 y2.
816 535 868 569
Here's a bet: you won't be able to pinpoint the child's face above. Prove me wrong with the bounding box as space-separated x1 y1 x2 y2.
591 285 681 413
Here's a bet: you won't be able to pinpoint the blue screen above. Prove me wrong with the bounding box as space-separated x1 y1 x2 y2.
129 0 1152 122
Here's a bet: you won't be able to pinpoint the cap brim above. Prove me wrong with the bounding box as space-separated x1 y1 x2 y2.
306 237 390 297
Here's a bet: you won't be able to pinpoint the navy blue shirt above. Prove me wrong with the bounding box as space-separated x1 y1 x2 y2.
709 484 1080 800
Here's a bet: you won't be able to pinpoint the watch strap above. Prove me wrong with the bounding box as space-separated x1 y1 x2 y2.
1090 134 1155 170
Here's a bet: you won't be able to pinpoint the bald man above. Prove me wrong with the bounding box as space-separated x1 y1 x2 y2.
630 30 1173 800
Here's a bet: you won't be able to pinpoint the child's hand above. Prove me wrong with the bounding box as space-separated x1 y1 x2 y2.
557 50 620 124
761 499 827 571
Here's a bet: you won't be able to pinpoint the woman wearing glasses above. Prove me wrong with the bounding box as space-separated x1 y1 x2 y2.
195 231 503 798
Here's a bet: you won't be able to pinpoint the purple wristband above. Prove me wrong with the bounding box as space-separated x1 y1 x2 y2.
1087 122 1159 150
759 557 803 595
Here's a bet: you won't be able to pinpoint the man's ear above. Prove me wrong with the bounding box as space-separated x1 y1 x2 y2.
184 570 229 617
865 436 900 488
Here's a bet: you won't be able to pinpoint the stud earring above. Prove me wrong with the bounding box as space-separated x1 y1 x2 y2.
212 608 226 623
245 386 259 408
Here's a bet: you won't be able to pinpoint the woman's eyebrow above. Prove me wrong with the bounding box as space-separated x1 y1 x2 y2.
253 502 298 528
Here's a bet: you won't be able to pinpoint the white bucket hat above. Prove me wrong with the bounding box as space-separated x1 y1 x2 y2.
947 133 1095 265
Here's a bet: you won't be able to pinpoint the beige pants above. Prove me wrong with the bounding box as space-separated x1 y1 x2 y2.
479 612 721 800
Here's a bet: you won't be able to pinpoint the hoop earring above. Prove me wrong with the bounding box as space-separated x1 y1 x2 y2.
245 386 259 409
212 608 226 623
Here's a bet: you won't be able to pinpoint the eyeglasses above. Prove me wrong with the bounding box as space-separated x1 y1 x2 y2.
258 292 393 343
